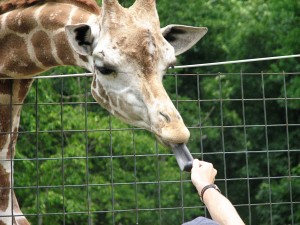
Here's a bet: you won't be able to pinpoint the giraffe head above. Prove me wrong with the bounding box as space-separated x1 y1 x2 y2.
65 0 207 147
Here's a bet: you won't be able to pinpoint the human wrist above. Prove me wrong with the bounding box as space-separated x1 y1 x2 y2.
196 182 211 195
200 184 221 202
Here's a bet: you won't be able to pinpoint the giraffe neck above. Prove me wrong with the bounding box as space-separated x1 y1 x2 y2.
0 2 100 223
0 79 33 225
0 2 99 78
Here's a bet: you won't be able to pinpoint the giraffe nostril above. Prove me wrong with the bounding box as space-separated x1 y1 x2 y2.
159 112 171 123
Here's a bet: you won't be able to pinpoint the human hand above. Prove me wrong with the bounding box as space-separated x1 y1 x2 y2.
191 159 217 194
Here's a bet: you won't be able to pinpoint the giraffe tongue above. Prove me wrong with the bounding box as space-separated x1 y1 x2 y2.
171 143 194 172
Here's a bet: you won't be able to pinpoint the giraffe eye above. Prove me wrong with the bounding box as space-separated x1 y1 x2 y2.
96 66 115 75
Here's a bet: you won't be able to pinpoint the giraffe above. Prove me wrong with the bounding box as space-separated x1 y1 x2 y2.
0 0 207 224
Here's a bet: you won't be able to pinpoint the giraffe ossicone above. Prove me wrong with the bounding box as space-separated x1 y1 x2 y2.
0 0 207 224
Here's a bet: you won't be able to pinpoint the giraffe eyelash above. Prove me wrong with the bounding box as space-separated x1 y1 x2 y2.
95 66 118 77
96 66 114 75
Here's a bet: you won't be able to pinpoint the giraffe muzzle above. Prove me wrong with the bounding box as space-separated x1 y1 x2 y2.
158 124 190 145
155 109 193 172
156 109 190 145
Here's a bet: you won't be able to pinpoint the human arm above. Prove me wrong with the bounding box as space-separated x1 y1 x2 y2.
191 159 245 225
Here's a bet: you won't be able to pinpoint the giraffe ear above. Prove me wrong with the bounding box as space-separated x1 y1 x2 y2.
161 25 208 56
65 24 94 56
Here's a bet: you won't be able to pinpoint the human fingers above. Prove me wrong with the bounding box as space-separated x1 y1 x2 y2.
191 160 217 186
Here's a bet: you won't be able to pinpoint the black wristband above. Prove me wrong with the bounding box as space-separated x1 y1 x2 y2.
200 184 221 202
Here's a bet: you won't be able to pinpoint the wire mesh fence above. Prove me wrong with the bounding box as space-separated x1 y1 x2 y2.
2 68 300 225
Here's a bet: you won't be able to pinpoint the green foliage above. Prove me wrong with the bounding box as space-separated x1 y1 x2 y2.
16 73 202 224
255 164 300 225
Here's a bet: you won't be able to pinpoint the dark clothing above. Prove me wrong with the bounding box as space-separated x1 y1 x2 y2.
182 217 219 225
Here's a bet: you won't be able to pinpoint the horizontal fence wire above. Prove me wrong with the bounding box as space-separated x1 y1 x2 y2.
1 57 300 225
2 54 300 80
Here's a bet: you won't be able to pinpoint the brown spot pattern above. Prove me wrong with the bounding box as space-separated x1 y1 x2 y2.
6 8 38 34
0 0 101 15
0 81 12 153
0 34 42 75
0 220 7 225
0 106 19 161
32 31 58 67
71 8 91 24
0 80 12 96
0 79 32 155
0 74 10 78
40 4 71 31
79 54 89 63
0 105 11 149
0 164 10 211
6 126 18 159
54 31 76 65
17 79 33 101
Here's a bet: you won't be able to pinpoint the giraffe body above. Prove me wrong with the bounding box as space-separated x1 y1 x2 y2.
0 1 98 78
0 0 207 224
